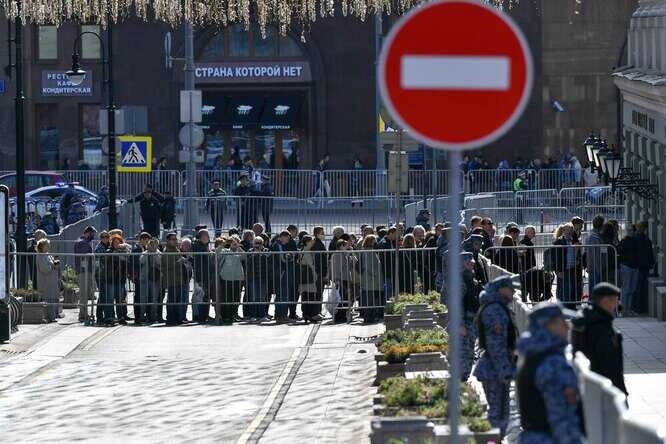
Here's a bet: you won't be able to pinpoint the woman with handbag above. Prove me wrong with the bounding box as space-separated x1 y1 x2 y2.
215 235 245 324
299 236 323 323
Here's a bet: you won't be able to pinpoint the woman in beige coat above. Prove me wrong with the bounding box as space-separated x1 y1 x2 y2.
36 239 60 322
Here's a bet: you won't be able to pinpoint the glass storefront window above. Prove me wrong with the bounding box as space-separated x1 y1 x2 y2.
81 25 101 59
38 26 58 60
228 24 250 57
204 130 225 169
254 26 276 57
255 131 275 168
230 130 251 164
81 104 103 169
36 104 60 169
282 130 301 169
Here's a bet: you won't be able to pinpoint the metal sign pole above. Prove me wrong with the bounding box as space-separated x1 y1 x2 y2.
184 19 197 235
447 150 463 443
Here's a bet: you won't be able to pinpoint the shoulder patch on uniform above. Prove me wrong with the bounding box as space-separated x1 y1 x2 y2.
564 387 578 406
494 323 503 334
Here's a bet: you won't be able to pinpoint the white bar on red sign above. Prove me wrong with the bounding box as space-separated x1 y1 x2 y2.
400 55 510 90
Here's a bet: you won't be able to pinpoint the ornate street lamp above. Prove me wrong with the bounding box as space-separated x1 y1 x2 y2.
591 139 604 170
583 134 597 169
66 28 117 229
602 152 623 185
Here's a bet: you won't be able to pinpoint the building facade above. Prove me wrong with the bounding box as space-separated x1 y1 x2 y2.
614 0 666 280
0 2 634 170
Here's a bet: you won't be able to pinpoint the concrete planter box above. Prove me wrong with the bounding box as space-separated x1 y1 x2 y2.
375 360 406 385
21 302 49 324
406 352 448 372
436 312 448 328
370 417 435 444
433 425 501 444
62 288 79 309
384 314 403 331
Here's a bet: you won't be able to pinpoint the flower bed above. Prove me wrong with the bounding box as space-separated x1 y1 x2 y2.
375 377 489 429
377 329 448 364
385 292 447 316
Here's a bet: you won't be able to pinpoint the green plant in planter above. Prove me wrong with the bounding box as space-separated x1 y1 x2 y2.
467 418 492 433
377 329 449 364
10 286 42 303
378 376 489 428
386 291 447 315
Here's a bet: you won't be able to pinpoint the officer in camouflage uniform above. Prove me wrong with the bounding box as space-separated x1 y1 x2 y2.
517 302 583 444
460 252 482 381
473 275 518 437
462 233 489 285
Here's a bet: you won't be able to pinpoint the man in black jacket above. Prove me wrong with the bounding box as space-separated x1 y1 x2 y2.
572 282 627 395
130 184 163 237
634 221 656 314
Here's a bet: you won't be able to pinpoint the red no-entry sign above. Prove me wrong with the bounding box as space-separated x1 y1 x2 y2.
379 0 533 150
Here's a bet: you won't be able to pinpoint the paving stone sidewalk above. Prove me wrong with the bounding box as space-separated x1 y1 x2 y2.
616 317 666 432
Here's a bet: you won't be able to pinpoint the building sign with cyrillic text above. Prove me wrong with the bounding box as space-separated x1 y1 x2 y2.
41 71 93 96
194 61 311 84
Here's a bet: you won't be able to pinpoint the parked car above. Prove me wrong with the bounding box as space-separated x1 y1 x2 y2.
10 183 122 226
0 171 66 197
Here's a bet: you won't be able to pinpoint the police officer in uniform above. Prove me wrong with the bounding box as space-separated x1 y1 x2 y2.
473 275 518 438
462 233 489 285
206 179 226 236
516 302 583 444
460 252 482 381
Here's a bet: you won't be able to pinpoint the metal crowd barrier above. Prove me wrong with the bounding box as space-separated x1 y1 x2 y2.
573 352 666 444
485 244 619 305
130 195 424 236
8 245 439 325
41 168 614 200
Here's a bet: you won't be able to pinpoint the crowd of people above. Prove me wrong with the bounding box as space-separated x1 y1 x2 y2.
23 204 655 329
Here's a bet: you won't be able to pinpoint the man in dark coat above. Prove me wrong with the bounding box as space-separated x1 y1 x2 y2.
572 282 627 395
129 184 163 237
259 175 274 234
519 225 537 271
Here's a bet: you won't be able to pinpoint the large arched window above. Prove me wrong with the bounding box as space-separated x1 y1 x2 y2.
201 24 304 59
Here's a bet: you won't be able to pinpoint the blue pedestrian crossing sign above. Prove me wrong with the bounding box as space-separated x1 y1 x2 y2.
117 136 152 172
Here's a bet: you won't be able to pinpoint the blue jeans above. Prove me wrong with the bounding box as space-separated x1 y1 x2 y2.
621 265 640 312
103 282 121 322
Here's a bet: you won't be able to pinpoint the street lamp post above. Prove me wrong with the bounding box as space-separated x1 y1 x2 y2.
583 134 597 171
66 24 117 229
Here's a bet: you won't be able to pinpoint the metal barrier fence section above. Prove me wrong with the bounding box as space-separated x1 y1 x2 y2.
573 352 666 444
33 168 618 199
485 244 619 306
8 246 438 325
155 196 411 235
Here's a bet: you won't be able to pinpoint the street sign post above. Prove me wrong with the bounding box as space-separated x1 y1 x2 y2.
0 185 10 342
378 1 533 442
117 136 152 172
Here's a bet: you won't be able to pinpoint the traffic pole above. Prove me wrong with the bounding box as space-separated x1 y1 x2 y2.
13 3 27 285
447 150 463 444
183 18 197 234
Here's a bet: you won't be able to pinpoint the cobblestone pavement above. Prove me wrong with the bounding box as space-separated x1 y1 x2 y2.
616 317 666 429
0 320 379 443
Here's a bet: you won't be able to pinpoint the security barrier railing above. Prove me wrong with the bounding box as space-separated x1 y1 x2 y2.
573 352 666 444
8 246 438 325
127 195 423 236
485 244 619 306
34 168 617 199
